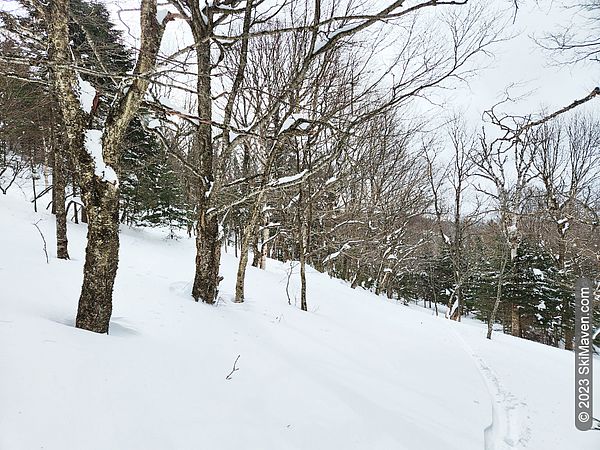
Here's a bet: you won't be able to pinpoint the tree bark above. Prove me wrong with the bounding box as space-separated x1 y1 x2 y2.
510 303 521 337
298 185 308 312
53 141 69 260
259 225 269 269
235 196 263 303
192 205 221 303
564 328 574 351
190 9 221 304
76 182 119 332
49 99 70 260
251 232 260 268
299 219 308 312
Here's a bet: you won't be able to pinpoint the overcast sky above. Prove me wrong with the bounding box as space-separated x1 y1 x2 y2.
2 0 592 134
447 0 598 124
2 0 595 120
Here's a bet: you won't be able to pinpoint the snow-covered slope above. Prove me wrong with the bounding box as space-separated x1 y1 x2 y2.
1 188 599 450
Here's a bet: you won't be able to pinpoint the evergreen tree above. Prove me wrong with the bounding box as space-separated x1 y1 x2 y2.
69 0 188 230
503 242 571 346
120 118 189 230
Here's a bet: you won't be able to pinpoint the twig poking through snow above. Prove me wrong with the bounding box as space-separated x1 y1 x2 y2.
225 355 240 380
33 220 48 264
285 261 297 306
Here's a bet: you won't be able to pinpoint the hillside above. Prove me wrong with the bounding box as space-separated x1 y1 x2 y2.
1 188 598 450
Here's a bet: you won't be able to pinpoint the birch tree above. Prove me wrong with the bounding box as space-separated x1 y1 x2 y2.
46 0 175 332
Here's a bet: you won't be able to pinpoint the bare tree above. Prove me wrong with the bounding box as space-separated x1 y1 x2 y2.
538 0 600 64
157 0 501 307
474 103 537 338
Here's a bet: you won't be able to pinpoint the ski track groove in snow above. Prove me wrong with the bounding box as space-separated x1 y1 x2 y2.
448 323 532 449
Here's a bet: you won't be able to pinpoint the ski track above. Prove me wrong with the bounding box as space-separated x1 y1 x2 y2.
448 324 532 449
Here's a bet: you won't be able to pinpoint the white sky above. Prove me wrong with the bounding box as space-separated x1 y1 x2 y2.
101 1 598 124
1 0 596 121
451 0 598 125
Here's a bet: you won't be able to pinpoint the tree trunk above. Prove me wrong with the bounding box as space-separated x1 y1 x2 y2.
234 215 258 303
449 287 462 321
557 236 574 350
31 158 38 213
564 327 574 350
76 182 119 332
487 250 509 340
234 233 251 303
235 193 265 302
192 205 221 303
376 271 389 296
190 10 221 304
53 143 69 259
298 186 308 312
511 303 521 337
299 221 308 312
251 232 260 267
259 225 269 269
51 100 69 260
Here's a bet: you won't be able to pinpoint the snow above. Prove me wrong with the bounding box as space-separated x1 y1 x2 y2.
532 268 544 279
0 189 599 450
270 170 308 187
314 22 365 54
84 130 119 185
536 300 546 311
77 75 95 114
156 9 169 24
279 113 310 133
228 130 239 142
147 118 161 129
449 297 460 317
323 243 351 264
158 96 193 119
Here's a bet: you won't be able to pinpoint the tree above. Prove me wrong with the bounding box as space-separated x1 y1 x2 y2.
120 119 189 230
46 0 175 332
474 104 536 339
0 34 66 256
539 0 600 64
157 0 500 307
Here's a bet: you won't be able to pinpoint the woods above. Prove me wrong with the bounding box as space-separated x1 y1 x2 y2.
1 0 599 350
